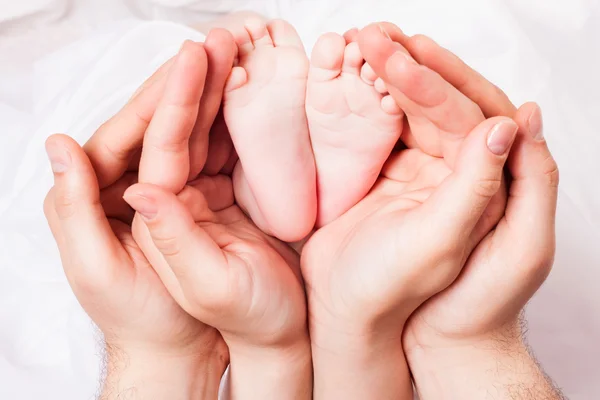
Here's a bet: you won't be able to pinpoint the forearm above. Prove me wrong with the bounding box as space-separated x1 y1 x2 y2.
225 340 313 400
310 325 413 400
407 326 565 400
100 343 226 400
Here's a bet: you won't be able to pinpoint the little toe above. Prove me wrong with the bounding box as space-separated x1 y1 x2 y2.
374 77 388 94
360 63 378 85
341 42 364 75
245 17 273 47
310 32 346 81
267 19 304 50
381 95 403 115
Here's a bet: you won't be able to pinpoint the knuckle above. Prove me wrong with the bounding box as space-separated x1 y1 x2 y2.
43 191 55 219
472 176 502 199
53 190 79 219
542 157 560 188
151 233 182 258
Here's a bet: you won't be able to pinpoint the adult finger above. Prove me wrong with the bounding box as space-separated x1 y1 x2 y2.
123 183 229 306
504 103 558 271
429 104 558 329
45 134 125 292
188 29 237 180
187 174 235 212
357 22 484 166
401 34 517 118
473 103 558 320
83 58 173 188
138 41 208 193
419 117 518 240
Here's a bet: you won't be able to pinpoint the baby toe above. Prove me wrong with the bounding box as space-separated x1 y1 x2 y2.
341 42 364 76
245 17 273 47
267 19 304 50
374 77 388 94
381 95 403 115
360 62 378 85
309 32 346 82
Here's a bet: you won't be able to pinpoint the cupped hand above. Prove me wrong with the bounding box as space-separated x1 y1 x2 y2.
302 116 518 337
44 30 235 362
357 22 559 347
357 22 510 244
403 104 558 347
126 177 308 350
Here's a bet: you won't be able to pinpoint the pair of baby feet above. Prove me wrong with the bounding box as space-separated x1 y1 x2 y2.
222 17 403 242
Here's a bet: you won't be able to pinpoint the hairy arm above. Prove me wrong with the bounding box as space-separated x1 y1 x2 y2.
407 320 566 400
99 341 227 400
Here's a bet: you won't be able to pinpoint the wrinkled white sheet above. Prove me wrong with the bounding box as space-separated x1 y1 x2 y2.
0 0 599 399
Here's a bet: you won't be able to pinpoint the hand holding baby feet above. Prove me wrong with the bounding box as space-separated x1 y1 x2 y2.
307 31 404 226
127 177 312 400
223 17 317 242
302 117 518 400
44 40 232 399
357 22 508 244
402 104 561 400
358 23 486 166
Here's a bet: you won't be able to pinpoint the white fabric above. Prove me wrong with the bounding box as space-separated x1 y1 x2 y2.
0 0 599 399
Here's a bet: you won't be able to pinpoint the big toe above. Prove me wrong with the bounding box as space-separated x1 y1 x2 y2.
244 17 274 48
267 19 305 50
310 32 346 81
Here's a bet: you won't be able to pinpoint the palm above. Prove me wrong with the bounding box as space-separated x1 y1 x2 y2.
97 199 214 349
133 178 307 346
302 148 460 327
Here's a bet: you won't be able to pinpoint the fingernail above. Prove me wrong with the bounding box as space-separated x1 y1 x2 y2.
487 120 519 155
180 39 193 52
528 105 544 141
123 193 157 220
378 23 392 40
45 142 71 173
400 51 417 65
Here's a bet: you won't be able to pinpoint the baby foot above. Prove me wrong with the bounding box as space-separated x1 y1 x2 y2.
306 32 404 227
223 18 317 242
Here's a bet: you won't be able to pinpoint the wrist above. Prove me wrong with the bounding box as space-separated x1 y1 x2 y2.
406 326 562 400
225 337 313 400
100 338 228 400
309 321 412 400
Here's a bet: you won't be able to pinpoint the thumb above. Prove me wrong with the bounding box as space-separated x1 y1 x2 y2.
123 183 229 310
44 134 124 291
419 117 518 240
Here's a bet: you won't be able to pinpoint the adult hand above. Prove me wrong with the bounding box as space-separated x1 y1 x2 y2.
43 31 236 400
302 115 518 399
357 22 507 248
402 103 562 399
126 177 312 400
124 25 312 400
359 22 563 399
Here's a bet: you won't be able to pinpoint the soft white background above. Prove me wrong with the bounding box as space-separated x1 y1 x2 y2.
0 0 598 399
